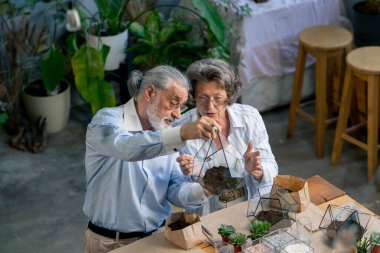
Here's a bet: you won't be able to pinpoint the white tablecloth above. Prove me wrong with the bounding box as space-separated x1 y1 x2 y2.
238 0 350 80
225 0 351 111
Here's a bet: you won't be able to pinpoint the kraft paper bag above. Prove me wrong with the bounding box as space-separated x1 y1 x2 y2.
164 212 203 250
270 175 310 213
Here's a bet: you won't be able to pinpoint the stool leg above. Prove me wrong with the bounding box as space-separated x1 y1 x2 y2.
331 67 354 165
315 53 328 158
288 44 307 139
367 75 379 181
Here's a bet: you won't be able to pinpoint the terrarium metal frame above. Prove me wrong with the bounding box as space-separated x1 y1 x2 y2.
319 204 371 241
191 127 242 195
247 188 293 232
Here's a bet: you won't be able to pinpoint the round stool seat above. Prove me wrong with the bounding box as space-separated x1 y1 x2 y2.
347 46 380 75
299 25 352 51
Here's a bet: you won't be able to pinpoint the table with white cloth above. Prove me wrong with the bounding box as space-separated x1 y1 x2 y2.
231 0 351 111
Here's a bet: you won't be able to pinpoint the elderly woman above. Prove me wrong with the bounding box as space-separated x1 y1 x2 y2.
175 58 278 216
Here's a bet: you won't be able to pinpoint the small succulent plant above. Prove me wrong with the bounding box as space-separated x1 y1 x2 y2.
228 232 247 247
218 224 236 237
248 219 271 239
356 231 380 253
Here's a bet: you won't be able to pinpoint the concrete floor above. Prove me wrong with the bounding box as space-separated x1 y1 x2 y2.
0 104 379 253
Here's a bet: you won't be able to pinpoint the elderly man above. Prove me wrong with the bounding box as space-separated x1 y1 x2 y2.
83 65 219 253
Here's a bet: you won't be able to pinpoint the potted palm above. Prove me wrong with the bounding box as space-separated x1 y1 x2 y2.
352 0 380 46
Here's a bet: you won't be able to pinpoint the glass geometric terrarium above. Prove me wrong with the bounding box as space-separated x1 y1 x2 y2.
243 238 274 253
247 188 293 232
262 229 296 252
280 239 313 253
319 204 371 241
191 130 244 195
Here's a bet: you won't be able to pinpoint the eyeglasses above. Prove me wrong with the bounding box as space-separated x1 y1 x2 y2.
196 95 227 106
167 96 186 112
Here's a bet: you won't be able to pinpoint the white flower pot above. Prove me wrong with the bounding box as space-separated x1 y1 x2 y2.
87 28 129 71
23 83 70 134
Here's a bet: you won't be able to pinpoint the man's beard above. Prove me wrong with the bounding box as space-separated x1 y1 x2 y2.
146 94 173 130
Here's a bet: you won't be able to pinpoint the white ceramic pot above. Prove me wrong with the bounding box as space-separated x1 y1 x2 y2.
87 28 129 71
23 83 70 134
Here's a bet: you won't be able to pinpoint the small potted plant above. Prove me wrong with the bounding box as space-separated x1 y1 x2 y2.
356 231 380 253
228 232 247 253
248 219 271 240
218 224 236 242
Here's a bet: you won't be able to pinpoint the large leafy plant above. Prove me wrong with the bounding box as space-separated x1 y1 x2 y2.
71 43 116 115
127 0 230 71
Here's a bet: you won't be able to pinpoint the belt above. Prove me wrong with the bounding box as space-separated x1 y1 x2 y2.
88 221 156 240
219 187 245 203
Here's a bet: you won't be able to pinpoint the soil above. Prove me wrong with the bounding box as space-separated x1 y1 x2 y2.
256 210 284 226
202 166 238 194
24 81 68 97
354 1 380 15
326 220 365 240
168 220 192 231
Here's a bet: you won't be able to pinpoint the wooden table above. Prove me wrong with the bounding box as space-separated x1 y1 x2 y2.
110 189 379 253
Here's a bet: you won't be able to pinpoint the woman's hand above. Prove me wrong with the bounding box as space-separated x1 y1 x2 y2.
176 154 194 176
243 141 263 181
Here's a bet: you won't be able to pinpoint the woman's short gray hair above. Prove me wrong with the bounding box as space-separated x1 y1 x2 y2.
186 58 241 105
127 65 190 98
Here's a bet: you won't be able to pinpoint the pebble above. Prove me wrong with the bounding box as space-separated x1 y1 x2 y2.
264 233 294 249
282 243 311 253
245 243 271 253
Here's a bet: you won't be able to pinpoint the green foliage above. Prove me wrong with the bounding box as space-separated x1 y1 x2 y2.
71 45 116 114
0 113 9 132
127 0 231 71
40 46 67 94
228 232 247 247
248 219 271 240
128 10 207 70
92 0 129 35
218 224 236 237
356 231 380 253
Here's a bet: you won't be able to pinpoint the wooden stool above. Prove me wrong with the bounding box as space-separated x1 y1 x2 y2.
288 25 353 158
331 46 380 184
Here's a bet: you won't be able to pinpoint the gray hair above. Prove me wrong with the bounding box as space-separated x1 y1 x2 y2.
127 65 190 98
186 58 241 105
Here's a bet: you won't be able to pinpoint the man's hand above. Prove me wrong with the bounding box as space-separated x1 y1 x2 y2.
180 117 221 141
176 154 194 176
243 141 263 181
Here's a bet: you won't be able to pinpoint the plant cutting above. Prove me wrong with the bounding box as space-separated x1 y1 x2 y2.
228 232 247 253
248 219 271 240
218 224 236 242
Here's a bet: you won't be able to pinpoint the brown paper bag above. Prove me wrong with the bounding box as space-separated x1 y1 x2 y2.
164 212 203 249
269 175 310 212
